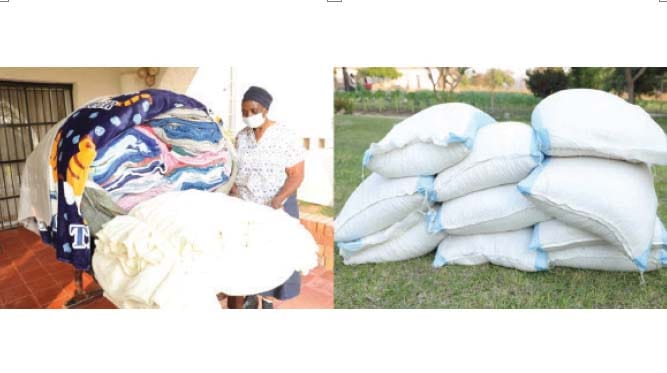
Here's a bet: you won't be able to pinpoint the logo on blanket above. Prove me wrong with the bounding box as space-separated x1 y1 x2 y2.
86 99 120 111
69 224 91 250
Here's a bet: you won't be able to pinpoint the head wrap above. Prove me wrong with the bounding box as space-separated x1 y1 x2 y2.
242 86 273 109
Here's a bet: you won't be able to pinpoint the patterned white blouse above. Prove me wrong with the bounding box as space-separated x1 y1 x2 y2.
235 123 305 206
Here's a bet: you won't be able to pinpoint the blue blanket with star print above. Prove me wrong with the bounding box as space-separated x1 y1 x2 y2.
43 89 213 270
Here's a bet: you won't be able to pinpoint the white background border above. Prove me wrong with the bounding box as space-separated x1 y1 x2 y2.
2 1 667 372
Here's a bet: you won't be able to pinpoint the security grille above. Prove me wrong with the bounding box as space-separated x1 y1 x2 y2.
0 81 74 230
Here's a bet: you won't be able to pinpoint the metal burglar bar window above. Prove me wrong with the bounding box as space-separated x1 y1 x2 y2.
0 81 74 230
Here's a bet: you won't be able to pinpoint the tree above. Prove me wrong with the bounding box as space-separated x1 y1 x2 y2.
607 68 667 103
568 67 613 90
424 67 470 96
341 67 353 92
483 69 514 108
525 67 569 98
623 67 647 104
357 67 402 80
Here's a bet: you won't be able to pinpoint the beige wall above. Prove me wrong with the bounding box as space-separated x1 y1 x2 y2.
0 68 132 107
120 67 198 94
0 67 199 108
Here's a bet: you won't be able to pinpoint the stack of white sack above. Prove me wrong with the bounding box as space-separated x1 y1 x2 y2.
515 89 667 272
340 90 667 273
336 104 496 264
335 173 442 264
429 121 552 271
92 190 319 309
435 90 667 272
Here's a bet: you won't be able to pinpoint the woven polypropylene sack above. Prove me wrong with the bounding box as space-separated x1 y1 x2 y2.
433 121 541 202
531 217 667 252
531 89 667 164
433 228 548 272
341 218 445 265
427 184 551 235
518 157 657 270
334 173 433 242
549 245 666 272
337 211 424 252
363 103 496 178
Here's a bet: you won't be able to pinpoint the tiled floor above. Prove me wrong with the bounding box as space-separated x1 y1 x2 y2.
274 264 334 309
0 227 333 309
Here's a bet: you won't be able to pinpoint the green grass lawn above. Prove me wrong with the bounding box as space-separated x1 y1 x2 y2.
334 114 667 308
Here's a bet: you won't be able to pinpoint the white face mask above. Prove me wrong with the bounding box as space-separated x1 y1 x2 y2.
243 113 265 128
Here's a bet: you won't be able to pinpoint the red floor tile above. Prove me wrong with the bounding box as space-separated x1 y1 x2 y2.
1 245 27 261
33 249 56 262
24 273 57 291
320 270 334 283
0 254 14 266
4 295 40 309
0 265 19 283
14 257 42 273
273 268 334 309
42 261 73 274
303 276 333 294
33 286 64 307
275 288 334 309
0 282 32 304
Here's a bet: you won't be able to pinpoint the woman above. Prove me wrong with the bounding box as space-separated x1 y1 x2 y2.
231 86 305 309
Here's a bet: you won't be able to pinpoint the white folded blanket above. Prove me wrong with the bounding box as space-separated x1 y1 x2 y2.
93 190 319 309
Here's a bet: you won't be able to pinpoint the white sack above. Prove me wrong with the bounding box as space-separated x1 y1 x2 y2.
532 88 667 164
363 103 496 177
340 218 445 265
531 218 667 252
433 121 541 201
334 173 433 242
518 157 657 270
549 245 666 272
433 228 548 272
428 184 551 235
337 211 424 252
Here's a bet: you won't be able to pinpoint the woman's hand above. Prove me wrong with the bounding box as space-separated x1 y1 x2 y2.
270 162 304 209
230 184 239 197
270 196 283 209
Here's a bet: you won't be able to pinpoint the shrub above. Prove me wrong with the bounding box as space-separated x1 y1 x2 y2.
334 96 355 114
525 67 569 98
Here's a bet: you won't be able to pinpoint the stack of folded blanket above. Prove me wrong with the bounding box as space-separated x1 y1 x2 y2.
90 107 234 211
18 89 236 271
